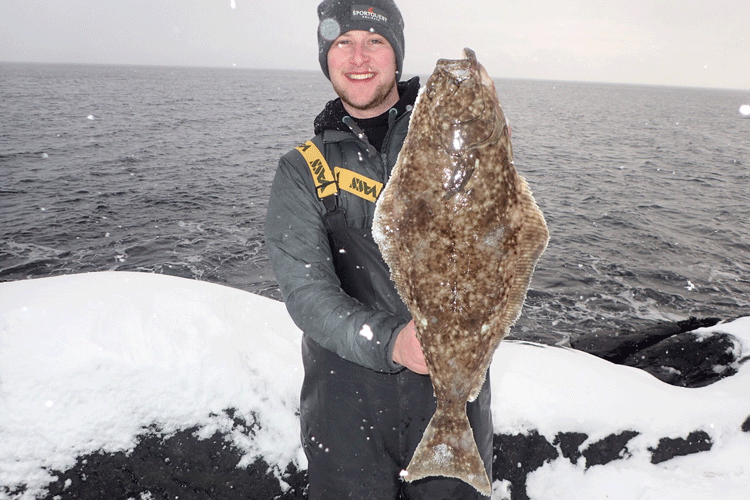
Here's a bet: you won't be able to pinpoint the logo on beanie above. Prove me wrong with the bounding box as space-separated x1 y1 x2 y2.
351 4 389 24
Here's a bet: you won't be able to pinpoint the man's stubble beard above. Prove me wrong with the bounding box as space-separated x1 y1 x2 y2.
333 78 399 116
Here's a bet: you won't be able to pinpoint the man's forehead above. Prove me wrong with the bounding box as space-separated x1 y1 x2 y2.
335 30 390 42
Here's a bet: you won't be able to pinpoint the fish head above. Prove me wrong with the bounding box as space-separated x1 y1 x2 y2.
418 48 509 195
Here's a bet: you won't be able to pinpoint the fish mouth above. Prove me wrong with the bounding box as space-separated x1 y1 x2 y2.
435 48 496 91
423 48 505 195
436 48 479 83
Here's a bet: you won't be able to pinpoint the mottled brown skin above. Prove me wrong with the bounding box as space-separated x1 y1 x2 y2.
373 49 549 495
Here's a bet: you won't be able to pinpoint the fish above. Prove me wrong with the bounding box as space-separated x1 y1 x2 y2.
372 48 549 495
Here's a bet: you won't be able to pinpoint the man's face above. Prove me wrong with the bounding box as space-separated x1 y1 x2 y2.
327 30 400 119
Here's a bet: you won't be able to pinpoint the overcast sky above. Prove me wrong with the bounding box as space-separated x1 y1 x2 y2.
1 0 749 90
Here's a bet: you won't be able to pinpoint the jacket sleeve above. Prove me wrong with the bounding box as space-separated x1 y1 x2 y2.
264 151 405 373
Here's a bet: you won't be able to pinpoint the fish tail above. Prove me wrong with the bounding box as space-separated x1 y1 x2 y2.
403 406 491 496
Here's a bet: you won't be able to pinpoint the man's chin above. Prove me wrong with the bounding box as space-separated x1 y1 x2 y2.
337 86 399 118
342 97 382 112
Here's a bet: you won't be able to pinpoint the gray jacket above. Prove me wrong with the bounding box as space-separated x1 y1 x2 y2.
265 80 419 373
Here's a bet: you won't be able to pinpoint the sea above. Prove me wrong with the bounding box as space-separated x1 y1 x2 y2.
1 62 749 345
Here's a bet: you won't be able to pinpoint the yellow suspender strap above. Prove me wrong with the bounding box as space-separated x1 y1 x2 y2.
296 141 339 199
335 167 383 203
295 140 384 203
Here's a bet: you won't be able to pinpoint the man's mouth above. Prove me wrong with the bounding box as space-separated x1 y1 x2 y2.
347 72 375 81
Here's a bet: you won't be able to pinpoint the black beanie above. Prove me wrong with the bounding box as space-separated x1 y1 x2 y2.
317 0 405 80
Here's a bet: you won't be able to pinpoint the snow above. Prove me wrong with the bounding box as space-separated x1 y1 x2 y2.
1 271 749 499
494 334 750 500
0 272 303 498
360 324 374 341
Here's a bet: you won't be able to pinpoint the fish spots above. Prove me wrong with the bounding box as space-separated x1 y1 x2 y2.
373 48 548 495
432 443 454 465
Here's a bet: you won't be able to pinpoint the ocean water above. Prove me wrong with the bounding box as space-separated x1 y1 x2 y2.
1 63 749 344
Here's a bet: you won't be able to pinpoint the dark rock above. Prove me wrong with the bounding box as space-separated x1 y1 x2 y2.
569 317 746 388
621 330 739 387
42 424 566 500
41 411 307 500
33 418 729 500
492 431 558 500
0 484 26 498
553 431 588 464
581 430 640 468
649 431 712 464
570 317 720 364
742 416 750 433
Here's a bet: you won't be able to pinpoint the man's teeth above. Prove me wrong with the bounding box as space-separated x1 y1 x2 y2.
349 73 375 80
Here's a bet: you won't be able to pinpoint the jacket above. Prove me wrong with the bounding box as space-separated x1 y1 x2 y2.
265 77 420 374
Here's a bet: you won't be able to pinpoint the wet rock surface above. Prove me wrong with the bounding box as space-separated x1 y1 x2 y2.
570 317 748 387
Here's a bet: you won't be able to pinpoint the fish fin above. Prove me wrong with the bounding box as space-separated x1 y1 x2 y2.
404 407 491 496
467 370 488 402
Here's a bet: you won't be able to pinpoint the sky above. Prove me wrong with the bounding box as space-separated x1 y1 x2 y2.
1 0 749 90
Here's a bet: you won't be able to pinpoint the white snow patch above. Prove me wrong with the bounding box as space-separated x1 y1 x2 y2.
1 272 749 499
360 324 374 341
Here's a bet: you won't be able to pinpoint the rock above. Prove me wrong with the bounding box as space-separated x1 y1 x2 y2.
649 431 712 464
32 315 748 500
41 411 307 500
568 317 746 387
35 403 733 500
551 430 642 469
580 430 640 468
570 317 720 363
620 328 740 387
492 431 558 500
553 432 588 464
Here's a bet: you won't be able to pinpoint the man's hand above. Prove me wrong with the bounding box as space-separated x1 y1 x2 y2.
392 320 429 374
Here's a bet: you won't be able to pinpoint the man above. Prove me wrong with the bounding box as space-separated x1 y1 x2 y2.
264 1 493 498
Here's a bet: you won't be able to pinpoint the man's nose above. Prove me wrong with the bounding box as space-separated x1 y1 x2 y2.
350 44 369 66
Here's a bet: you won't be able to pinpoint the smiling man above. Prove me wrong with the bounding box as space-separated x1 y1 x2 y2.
264 1 493 498
327 29 400 118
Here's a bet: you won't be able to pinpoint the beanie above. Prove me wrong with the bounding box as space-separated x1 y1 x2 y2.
317 0 405 80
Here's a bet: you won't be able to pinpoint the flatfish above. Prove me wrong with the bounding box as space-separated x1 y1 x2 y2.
372 48 549 495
